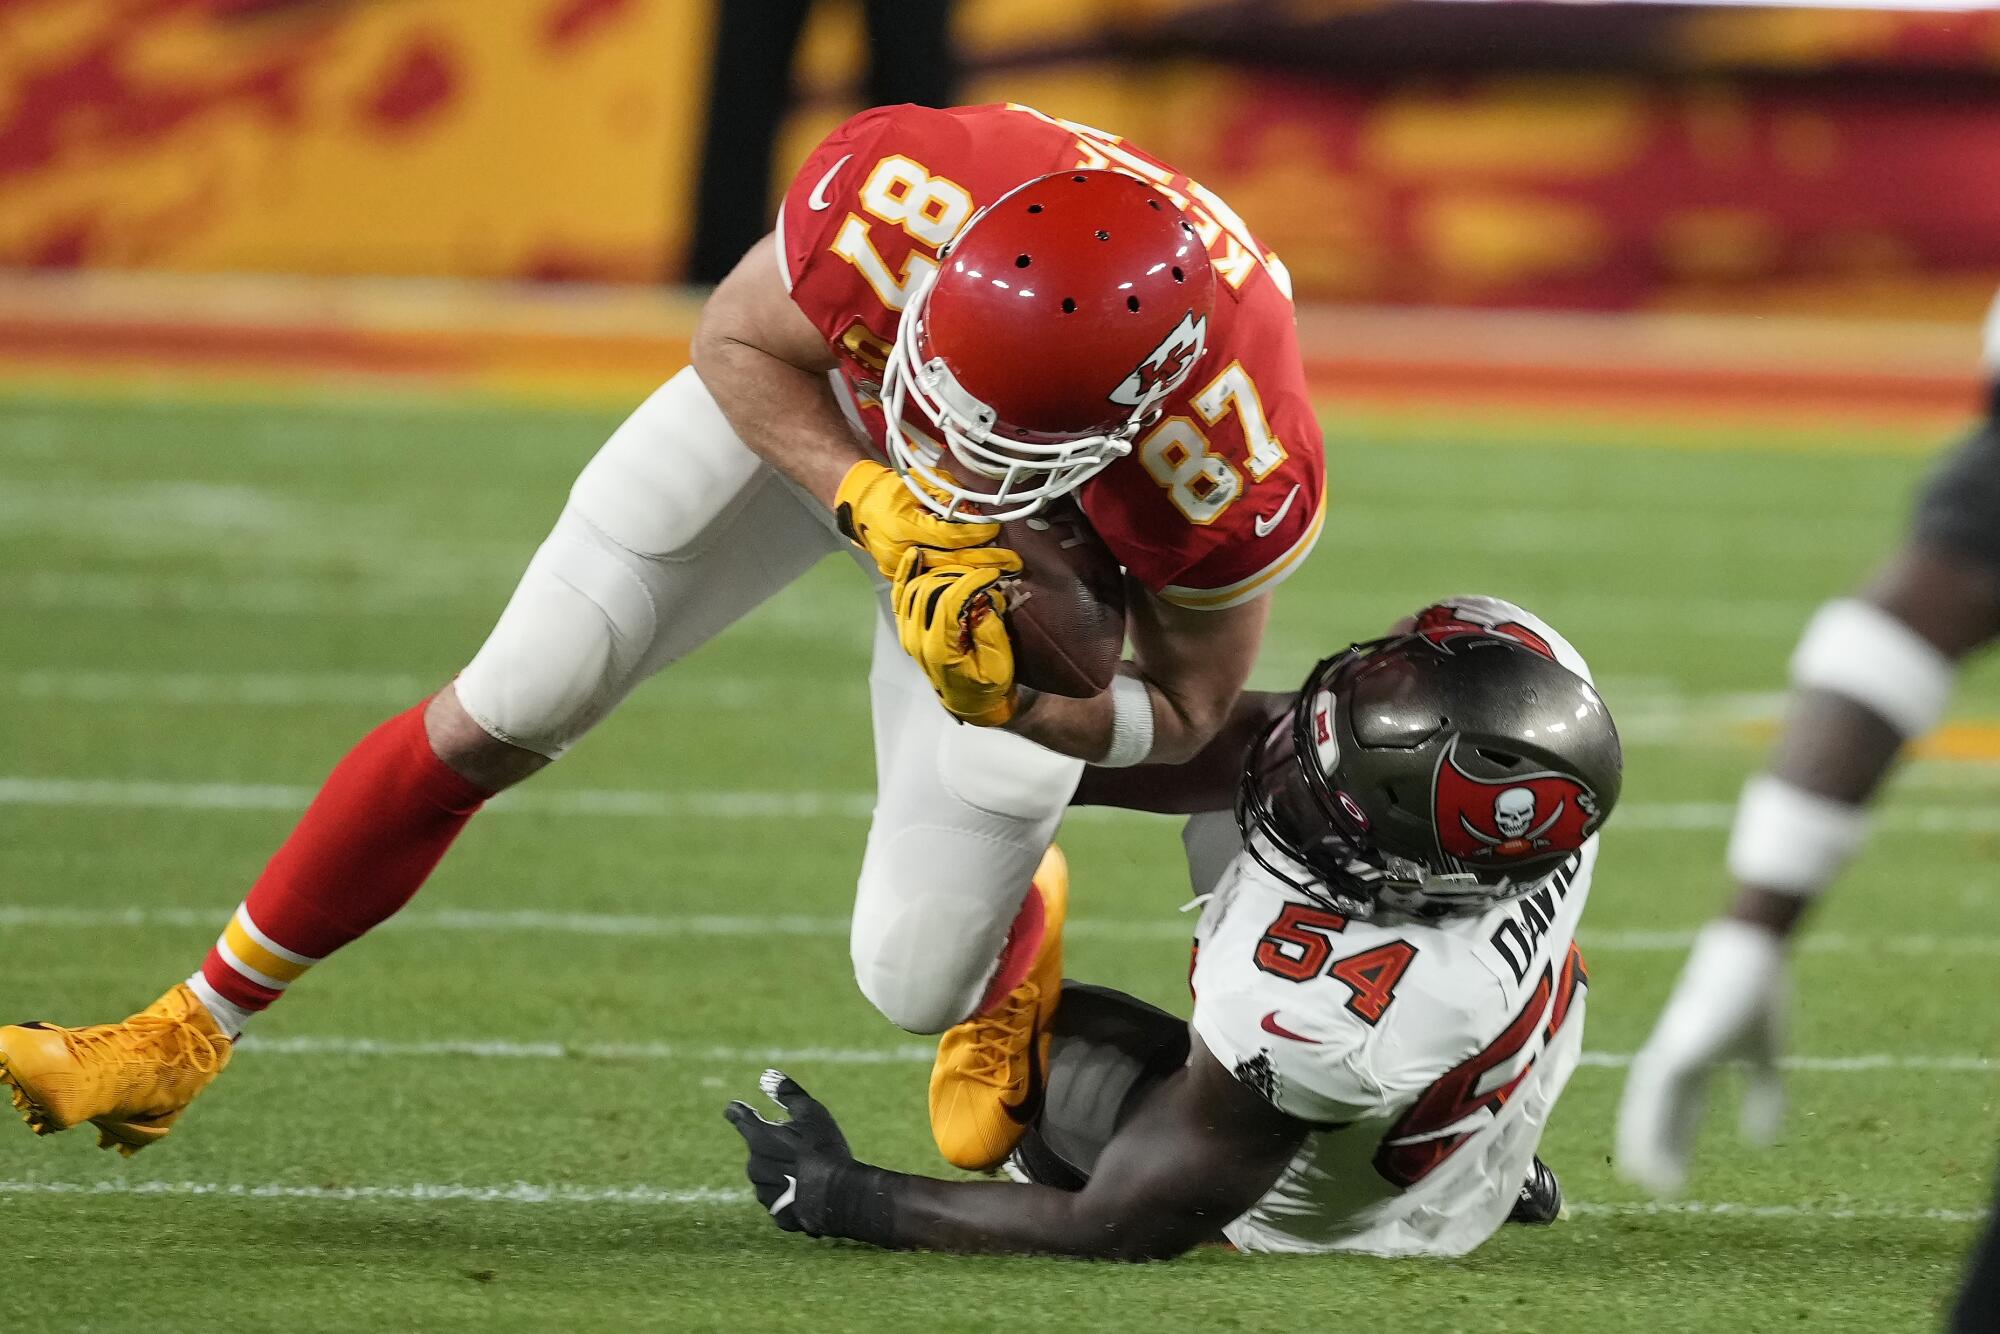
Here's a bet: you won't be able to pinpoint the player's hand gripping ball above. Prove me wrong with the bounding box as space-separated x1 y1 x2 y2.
834 460 1001 578
894 545 1024 726
841 460 1126 711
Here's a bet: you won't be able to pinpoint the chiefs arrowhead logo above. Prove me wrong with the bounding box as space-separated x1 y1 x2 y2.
1108 312 1207 411
1134 343 1196 399
1432 736 1602 863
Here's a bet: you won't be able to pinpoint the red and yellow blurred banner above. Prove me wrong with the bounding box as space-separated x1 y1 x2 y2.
1144 73 2000 315
0 0 711 281
5 0 2000 316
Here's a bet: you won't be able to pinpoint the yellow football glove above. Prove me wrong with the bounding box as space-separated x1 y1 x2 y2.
835 460 1001 579
893 546 1024 726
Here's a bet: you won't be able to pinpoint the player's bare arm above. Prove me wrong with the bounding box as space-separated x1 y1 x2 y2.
689 233 868 510
1072 686 1291 813
1008 588 1271 766
1619 365 2000 1200
1064 603 1456 813
1730 541 2000 936
726 1035 1307 1261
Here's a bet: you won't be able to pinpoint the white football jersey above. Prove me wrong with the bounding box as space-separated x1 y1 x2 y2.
1187 595 1600 1257
1984 287 2000 372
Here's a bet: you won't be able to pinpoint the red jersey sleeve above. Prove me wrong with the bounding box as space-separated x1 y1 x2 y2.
779 104 1038 374
777 106 907 338
1157 464 1326 610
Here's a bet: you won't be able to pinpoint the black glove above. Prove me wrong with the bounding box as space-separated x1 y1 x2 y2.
723 1070 859 1236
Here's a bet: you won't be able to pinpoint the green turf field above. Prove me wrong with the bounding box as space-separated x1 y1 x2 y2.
1 387 1995 1332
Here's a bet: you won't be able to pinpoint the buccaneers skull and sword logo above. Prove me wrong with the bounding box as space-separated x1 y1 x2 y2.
1431 737 1602 863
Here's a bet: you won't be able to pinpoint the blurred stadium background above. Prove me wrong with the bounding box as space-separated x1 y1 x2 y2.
4 0 1999 396
3 2 1997 1329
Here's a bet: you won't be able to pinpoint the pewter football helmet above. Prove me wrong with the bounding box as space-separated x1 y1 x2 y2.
1238 602 1622 918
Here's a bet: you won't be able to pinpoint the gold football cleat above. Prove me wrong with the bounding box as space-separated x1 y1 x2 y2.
0 982 233 1156
929 845 1068 1172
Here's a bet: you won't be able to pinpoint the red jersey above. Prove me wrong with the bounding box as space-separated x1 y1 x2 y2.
779 103 1325 611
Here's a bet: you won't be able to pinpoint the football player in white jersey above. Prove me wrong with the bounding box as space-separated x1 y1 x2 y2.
726 597 1623 1260
1617 296 2000 1331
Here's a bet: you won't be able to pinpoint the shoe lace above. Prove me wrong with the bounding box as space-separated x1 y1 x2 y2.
63 1015 227 1076
957 986 1038 1092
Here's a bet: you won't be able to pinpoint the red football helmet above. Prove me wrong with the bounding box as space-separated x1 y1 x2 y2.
881 169 1218 520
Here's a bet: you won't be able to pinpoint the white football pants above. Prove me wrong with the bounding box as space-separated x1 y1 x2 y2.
455 367 1084 1032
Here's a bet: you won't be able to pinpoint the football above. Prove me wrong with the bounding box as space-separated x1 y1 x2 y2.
998 499 1127 698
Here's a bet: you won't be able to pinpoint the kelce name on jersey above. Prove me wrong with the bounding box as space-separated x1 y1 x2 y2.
1488 854 1583 985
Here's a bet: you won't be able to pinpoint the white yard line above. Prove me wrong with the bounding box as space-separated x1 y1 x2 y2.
22 674 2000 781
0 777 880 820
1562 1201 1990 1224
5 902 1999 956
1571 1051 1997 1073
239 1035 935 1064
218 1034 1994 1074
0 903 1187 939
17 773 2000 834
0 670 429 706
0 1178 1982 1223
0 671 855 712
0 670 1780 731
0 570 1824 632
0 1179 747 1206
1586 930 2000 957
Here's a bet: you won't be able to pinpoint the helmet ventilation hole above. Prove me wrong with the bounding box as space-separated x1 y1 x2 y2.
1072 174 1088 182
1126 296 1140 312
1179 221 1194 236
1095 229 1111 241
1147 198 1163 210
1061 297 1077 313
1027 203 1044 214
1015 254 1032 268
1171 266 1184 282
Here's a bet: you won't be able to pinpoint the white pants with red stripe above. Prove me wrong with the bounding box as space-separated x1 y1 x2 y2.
455 367 1083 1033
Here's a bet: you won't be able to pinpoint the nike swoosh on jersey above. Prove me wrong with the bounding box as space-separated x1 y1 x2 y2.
1253 483 1302 538
1259 1010 1321 1044
808 155 852 211
770 1174 799 1217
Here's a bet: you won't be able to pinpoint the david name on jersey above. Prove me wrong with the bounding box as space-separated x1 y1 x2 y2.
1488 853 1584 985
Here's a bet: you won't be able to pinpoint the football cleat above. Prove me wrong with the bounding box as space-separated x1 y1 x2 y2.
0 983 233 1156
929 845 1068 1172
1508 1155 1566 1225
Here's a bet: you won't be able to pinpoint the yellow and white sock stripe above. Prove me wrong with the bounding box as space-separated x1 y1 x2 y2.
190 905 323 1037
214 905 319 992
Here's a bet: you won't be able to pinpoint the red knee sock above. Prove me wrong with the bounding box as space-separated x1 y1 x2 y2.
976 883 1048 1016
188 702 489 1031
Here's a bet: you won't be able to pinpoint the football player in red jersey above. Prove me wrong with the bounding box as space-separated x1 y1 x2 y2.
0 104 1324 1172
